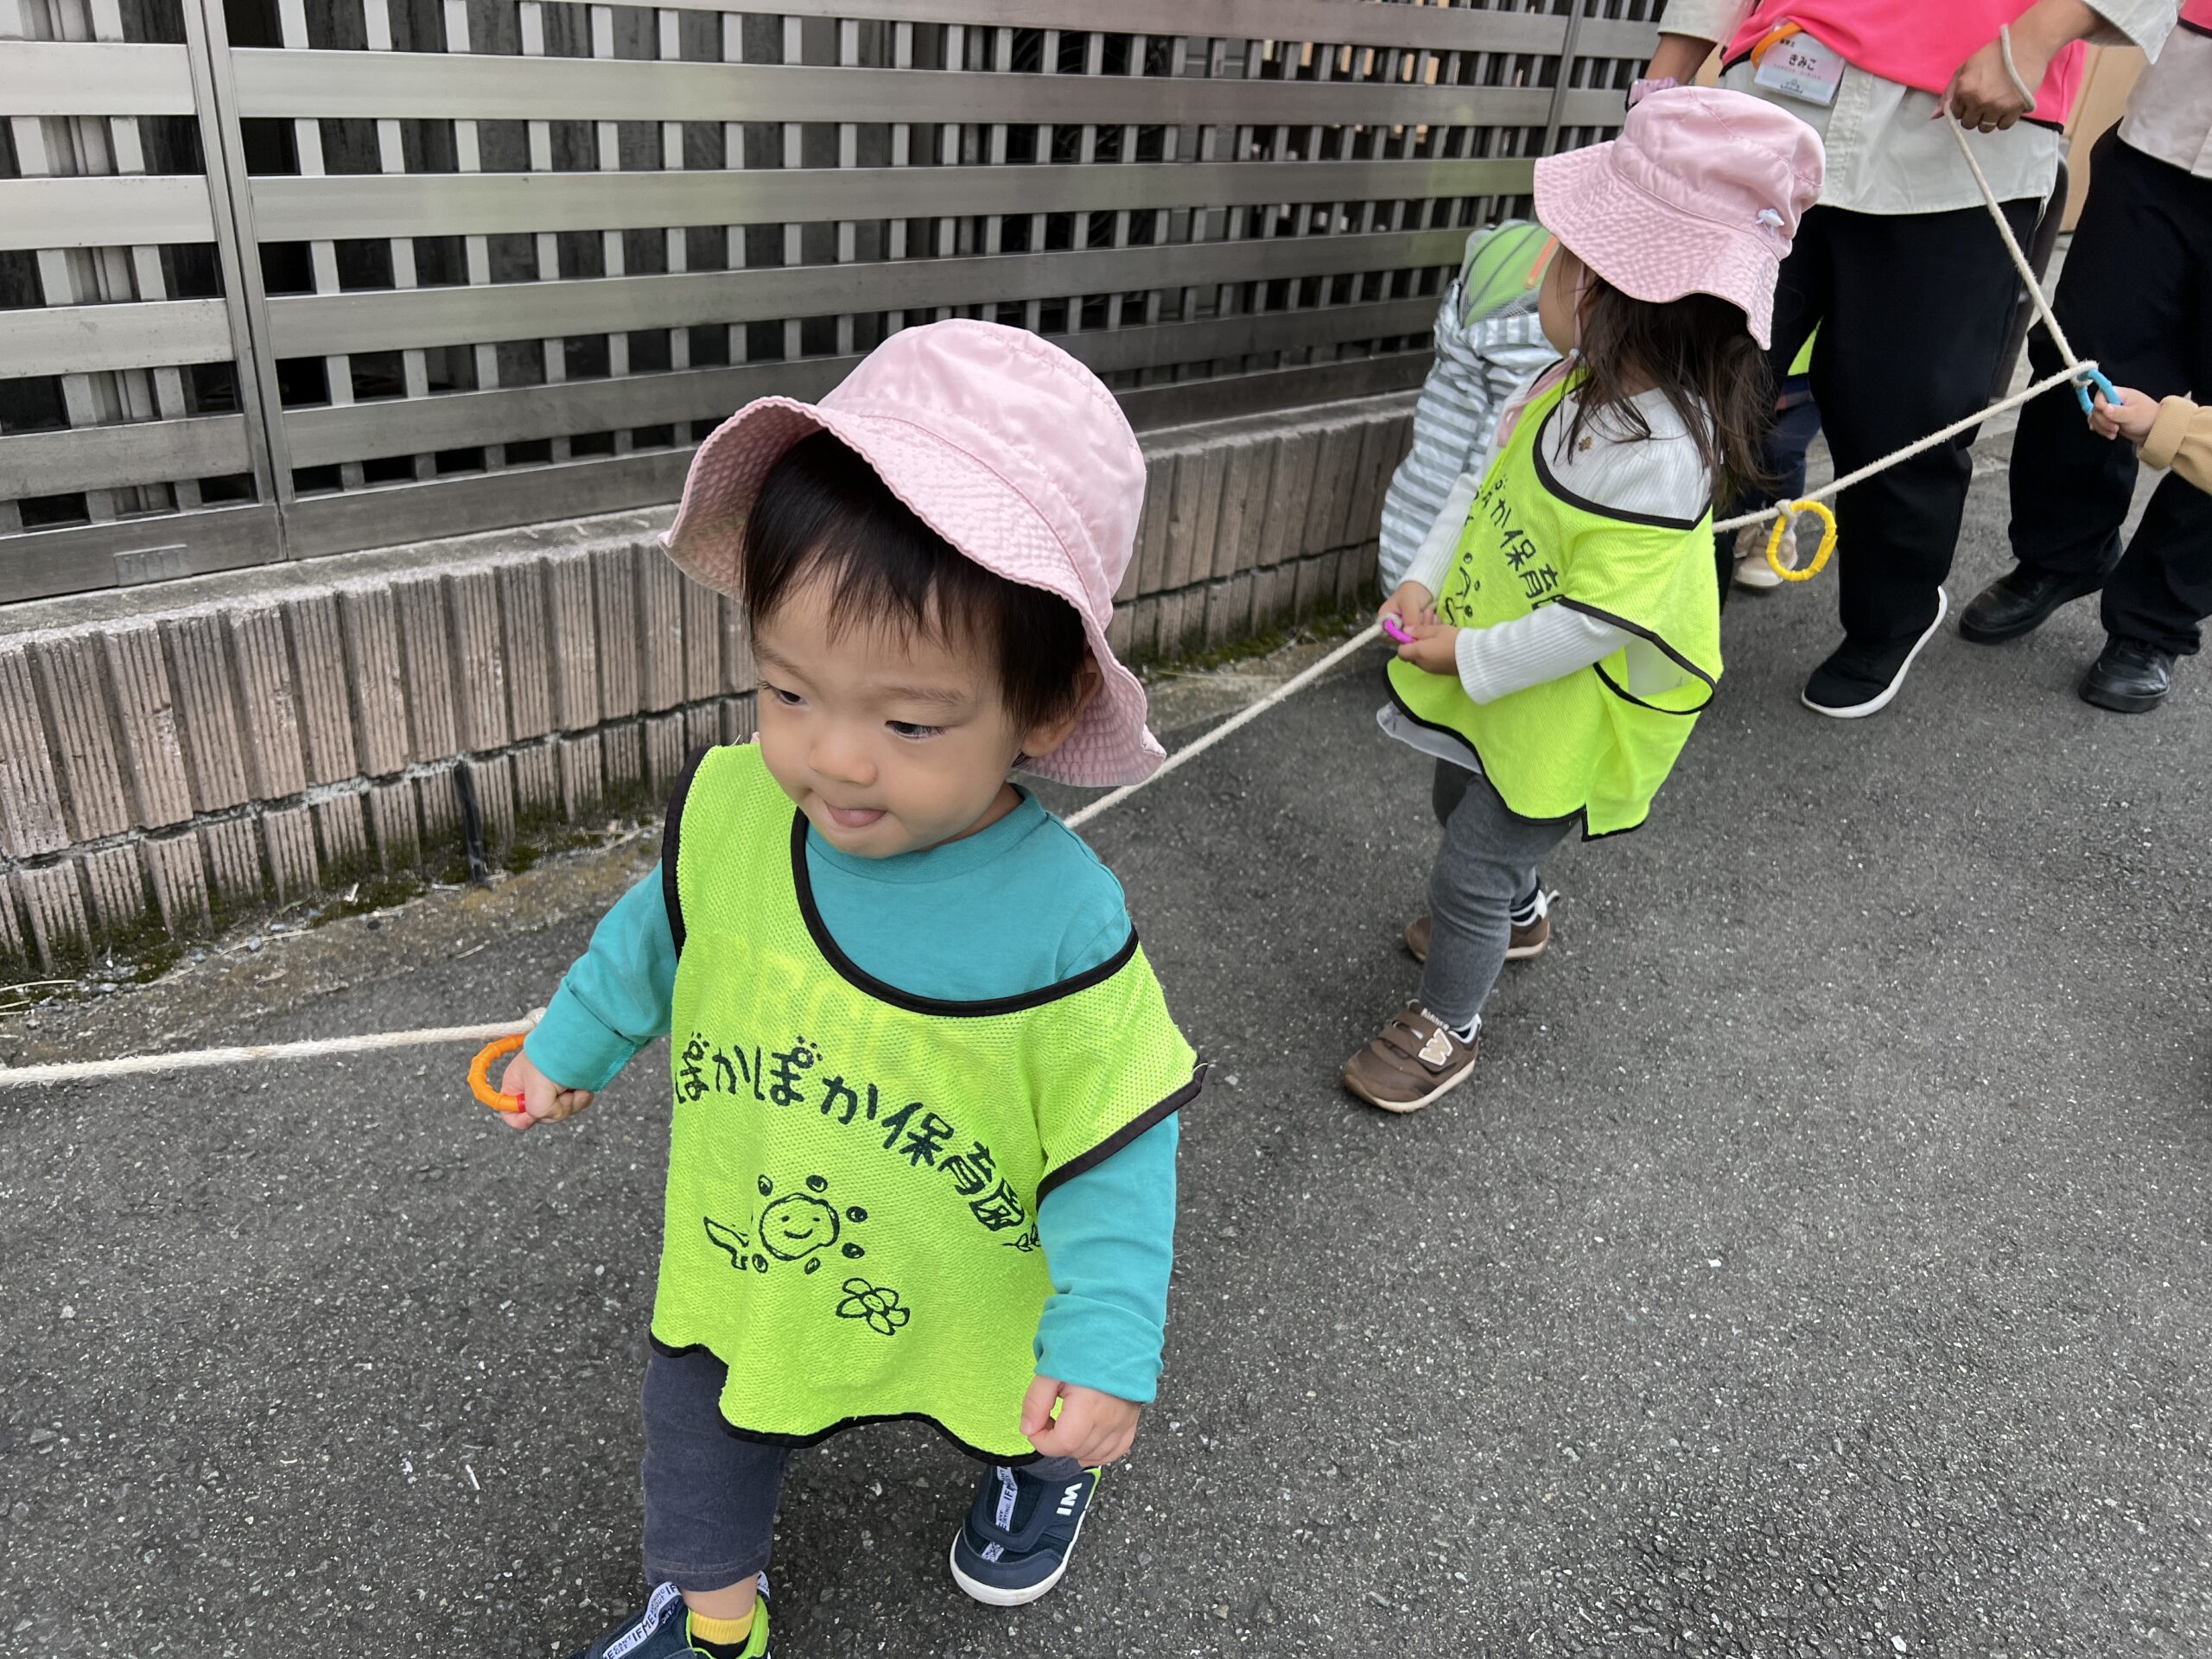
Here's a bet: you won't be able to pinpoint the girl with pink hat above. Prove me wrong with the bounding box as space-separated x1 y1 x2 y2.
1344 87 1825 1115
491 321 1204 1656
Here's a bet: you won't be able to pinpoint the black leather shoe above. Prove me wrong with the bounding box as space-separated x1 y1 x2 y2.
1958 565 2104 644
2079 636 2175 713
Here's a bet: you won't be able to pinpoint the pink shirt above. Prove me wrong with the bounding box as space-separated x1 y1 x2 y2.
1724 0 2088 126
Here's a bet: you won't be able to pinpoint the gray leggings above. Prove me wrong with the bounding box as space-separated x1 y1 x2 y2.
1417 760 1573 1032
640 1344 1084 1593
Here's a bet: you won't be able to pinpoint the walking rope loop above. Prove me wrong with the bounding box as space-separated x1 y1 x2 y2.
0 118 2123 1097
467 1033 531 1112
1716 118 2115 550
1761 497 1836 582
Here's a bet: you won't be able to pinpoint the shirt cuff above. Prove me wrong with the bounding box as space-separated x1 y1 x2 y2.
1656 0 1752 45
1033 1295 1165 1404
523 979 647 1093
2140 394 2197 472
2087 0 2178 54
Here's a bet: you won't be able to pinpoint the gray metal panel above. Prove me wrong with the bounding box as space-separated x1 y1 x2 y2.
0 41 198 116
249 157 1536 240
4 300 235 377
0 416 251 498
284 366 849 467
281 453 696 561
283 298 1432 466
228 48 1551 129
0 505 281 607
0 176 215 251
1556 88 1639 129
1069 297 1436 377
266 228 1468 356
643 0 1574 54
1119 354 1428 432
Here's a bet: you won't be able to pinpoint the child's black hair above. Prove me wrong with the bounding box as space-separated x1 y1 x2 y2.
740 431 1090 733
1565 273 1775 503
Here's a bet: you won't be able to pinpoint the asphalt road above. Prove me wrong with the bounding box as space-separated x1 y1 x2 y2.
3 457 2209 1659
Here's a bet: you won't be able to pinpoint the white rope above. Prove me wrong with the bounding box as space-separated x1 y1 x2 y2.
0 1020 537 1087
1064 624 1382 831
1716 117 2099 537
0 627 1384 1087
1713 357 2090 532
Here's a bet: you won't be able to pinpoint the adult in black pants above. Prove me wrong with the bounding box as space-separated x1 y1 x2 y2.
1962 29 2212 714
1644 0 2173 718
1758 196 2039 683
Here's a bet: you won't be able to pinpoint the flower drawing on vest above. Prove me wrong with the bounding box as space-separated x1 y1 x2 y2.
835 1278 911 1338
701 1172 870 1276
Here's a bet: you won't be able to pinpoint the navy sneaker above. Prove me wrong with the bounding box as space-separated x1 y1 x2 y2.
568 1577 770 1658
948 1462 1103 1605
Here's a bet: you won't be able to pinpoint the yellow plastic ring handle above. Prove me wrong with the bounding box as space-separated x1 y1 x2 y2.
1764 499 1838 583
468 1033 530 1114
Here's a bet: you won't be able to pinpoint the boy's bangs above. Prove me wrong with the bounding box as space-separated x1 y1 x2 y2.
741 431 1089 730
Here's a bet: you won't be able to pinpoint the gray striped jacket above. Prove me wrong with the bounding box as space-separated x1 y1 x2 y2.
1377 283 1556 591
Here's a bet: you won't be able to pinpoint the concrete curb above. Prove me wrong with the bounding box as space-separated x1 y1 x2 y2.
0 391 1414 972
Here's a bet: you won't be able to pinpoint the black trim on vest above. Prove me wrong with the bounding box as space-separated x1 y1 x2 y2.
1382 668 1647 843
1036 1063 1208 1204
1531 402 1711 532
786 807 1143 1016
661 747 712 956
1554 596 1719 714
2184 17 2212 36
647 1334 1045 1465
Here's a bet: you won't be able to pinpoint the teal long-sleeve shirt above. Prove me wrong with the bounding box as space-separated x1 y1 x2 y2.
525 790 1180 1404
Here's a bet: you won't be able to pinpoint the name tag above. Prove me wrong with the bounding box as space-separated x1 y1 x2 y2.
1753 30 1845 107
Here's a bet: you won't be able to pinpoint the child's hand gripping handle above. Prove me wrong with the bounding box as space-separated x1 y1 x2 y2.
468 1033 530 1112
2073 366 2120 420
468 1033 595 1131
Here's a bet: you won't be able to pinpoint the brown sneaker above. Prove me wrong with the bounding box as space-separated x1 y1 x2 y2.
1341 1003 1479 1114
1403 901 1551 964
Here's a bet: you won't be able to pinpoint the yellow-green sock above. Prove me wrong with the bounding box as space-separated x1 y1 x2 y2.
686 1606 754 1655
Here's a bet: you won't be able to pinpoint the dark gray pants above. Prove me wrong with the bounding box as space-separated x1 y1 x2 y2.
1417 760 1572 1032
640 1345 1084 1593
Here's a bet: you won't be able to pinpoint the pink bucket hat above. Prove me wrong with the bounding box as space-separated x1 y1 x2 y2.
1533 86 1824 349
665 319 1163 787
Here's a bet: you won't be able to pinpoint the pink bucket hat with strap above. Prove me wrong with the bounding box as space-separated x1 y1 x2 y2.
664 319 1164 787
1534 86 1824 348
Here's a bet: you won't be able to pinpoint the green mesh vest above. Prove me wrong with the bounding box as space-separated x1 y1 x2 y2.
1388 371 1721 837
651 745 1203 1460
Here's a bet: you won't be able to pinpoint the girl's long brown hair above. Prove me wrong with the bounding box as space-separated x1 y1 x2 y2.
1562 273 1775 503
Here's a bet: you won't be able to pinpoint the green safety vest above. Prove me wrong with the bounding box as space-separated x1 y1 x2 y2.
651 745 1203 1460
1387 371 1721 837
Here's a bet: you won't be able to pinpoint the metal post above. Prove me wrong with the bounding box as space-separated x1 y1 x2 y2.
181 0 296 543
1539 0 1590 160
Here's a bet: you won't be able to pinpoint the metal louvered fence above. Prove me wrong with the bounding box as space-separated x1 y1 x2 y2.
1 0 1656 607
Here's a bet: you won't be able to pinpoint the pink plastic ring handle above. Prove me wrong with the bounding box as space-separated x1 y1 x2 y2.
1381 614 1414 645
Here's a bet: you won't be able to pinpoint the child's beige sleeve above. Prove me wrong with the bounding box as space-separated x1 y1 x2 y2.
2139 395 2212 494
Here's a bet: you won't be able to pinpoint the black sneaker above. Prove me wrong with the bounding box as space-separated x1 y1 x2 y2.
2079 635 2175 712
948 1462 1101 1606
568 1578 770 1659
1802 589 1948 719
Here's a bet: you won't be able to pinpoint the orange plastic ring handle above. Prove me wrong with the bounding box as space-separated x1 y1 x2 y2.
468 1033 530 1114
1764 499 1838 583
